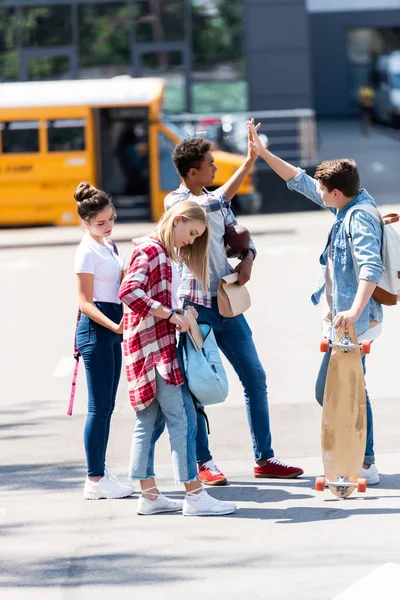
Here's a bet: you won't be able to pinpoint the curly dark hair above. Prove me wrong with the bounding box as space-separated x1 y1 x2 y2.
172 137 211 177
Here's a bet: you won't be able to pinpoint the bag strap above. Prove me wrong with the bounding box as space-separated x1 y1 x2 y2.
382 213 400 225
109 239 119 255
68 308 82 416
344 206 383 280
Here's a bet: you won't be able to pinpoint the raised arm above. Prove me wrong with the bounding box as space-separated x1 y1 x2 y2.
221 119 261 202
247 121 299 181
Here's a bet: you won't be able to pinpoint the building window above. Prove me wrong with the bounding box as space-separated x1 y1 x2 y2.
141 51 185 113
135 0 185 43
47 119 86 152
27 57 71 81
192 81 248 113
79 4 131 79
0 8 18 82
191 0 246 112
347 28 400 107
21 6 73 47
158 132 180 190
1 121 40 154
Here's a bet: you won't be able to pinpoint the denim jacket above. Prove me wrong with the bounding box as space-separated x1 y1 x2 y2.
287 169 384 337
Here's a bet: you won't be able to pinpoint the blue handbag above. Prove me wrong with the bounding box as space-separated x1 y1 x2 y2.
184 322 229 406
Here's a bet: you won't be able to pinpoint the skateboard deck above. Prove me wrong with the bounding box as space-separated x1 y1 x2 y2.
316 323 369 498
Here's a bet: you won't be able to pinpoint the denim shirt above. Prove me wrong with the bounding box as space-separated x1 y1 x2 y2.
287 169 384 337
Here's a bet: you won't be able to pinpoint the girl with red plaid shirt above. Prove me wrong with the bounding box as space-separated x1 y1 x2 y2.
119 201 236 516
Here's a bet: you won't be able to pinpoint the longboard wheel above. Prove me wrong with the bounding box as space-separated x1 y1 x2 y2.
361 340 371 355
357 478 367 493
315 476 326 491
320 339 330 353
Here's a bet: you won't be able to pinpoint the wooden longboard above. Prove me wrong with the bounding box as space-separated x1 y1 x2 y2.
319 323 367 498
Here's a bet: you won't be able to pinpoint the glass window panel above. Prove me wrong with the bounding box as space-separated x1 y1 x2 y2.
27 56 71 81
191 81 248 113
22 6 72 47
47 119 86 152
141 51 185 112
0 8 18 82
346 28 400 107
1 121 40 154
135 0 184 43
158 132 180 190
191 0 245 82
79 4 131 78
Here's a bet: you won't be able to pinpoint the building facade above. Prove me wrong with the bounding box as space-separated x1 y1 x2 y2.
307 0 400 115
0 0 314 113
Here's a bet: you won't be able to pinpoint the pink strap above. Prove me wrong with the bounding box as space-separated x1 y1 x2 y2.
67 359 80 416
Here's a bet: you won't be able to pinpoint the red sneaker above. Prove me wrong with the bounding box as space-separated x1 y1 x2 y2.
198 461 227 486
254 458 303 479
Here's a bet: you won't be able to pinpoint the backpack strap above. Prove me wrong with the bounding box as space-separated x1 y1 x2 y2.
344 206 383 279
383 213 400 225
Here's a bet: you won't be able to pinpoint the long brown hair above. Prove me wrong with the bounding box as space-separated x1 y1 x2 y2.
157 201 209 295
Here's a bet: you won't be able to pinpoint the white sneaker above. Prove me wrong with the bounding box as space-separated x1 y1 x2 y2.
84 473 134 500
183 489 236 516
360 463 380 485
105 468 133 489
137 493 183 515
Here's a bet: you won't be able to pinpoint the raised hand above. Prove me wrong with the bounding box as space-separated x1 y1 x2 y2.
247 120 264 157
247 118 262 160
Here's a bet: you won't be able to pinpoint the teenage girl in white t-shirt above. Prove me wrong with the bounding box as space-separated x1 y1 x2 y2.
74 181 133 500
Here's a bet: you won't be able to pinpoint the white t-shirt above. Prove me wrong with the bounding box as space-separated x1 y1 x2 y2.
171 261 181 310
75 234 123 304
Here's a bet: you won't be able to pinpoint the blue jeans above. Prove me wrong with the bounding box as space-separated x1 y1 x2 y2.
315 348 374 465
128 344 198 484
186 298 274 464
76 302 123 478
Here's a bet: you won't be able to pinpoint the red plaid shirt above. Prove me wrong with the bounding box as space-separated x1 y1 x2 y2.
119 236 184 411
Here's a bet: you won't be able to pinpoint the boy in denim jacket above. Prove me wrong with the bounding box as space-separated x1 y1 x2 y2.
248 122 384 485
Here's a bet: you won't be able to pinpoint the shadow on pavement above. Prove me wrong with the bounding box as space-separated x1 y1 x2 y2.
0 462 85 491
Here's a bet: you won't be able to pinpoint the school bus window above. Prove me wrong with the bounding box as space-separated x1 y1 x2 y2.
47 119 86 152
158 132 180 190
1 121 39 154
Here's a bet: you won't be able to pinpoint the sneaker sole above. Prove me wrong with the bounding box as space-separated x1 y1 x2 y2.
183 508 236 516
254 470 304 479
84 491 134 500
137 507 183 515
200 479 228 486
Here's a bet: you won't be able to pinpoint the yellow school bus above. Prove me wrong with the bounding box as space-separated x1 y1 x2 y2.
0 76 260 226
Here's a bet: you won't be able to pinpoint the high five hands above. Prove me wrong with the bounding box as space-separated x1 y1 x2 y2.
247 119 265 157
247 118 262 161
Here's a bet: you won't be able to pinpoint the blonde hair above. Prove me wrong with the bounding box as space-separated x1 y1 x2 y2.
157 200 210 295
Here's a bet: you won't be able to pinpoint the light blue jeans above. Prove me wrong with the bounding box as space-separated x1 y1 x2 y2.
315 348 374 465
128 346 198 484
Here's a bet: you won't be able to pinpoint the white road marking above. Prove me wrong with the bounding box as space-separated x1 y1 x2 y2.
332 563 400 599
53 356 75 378
0 259 32 271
